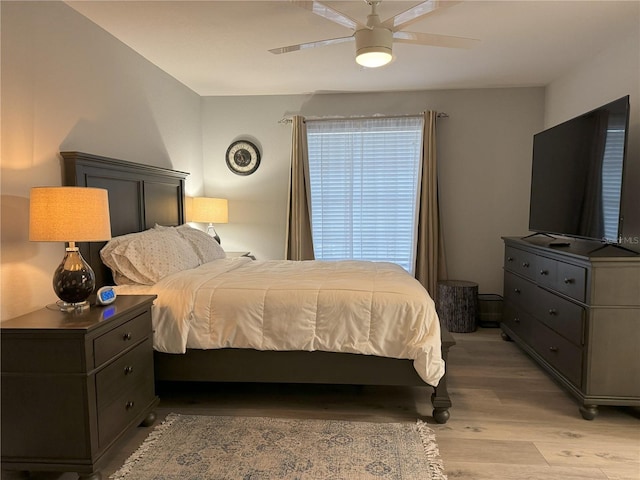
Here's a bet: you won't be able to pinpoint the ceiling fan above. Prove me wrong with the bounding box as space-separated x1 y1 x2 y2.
269 0 478 68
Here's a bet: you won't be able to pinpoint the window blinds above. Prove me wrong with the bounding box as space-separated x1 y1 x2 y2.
306 116 423 273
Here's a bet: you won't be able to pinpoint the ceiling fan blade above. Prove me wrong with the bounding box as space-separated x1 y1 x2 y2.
393 31 479 49
291 1 362 30
269 36 354 55
383 0 461 31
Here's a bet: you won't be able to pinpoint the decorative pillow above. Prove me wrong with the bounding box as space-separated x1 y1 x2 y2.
100 228 200 285
175 224 227 264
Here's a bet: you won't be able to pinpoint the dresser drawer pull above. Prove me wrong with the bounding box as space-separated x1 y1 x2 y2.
514 317 520 324
549 346 559 352
522 262 530 268
125 401 135 410
548 309 557 315
540 269 549 275
123 332 132 341
124 365 134 375
563 278 574 284
514 288 521 294
507 256 514 262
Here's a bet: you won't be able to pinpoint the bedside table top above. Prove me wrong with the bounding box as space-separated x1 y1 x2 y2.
1 294 156 331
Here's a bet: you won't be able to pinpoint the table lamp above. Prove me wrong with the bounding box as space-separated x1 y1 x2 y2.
29 186 112 311
191 197 228 243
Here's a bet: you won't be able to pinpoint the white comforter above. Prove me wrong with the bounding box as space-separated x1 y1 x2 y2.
117 258 445 386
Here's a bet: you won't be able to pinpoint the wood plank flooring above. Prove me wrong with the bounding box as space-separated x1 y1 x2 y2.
3 328 639 479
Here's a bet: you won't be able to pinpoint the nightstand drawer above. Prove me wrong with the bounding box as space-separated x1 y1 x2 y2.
96 338 153 409
94 311 151 367
97 377 155 448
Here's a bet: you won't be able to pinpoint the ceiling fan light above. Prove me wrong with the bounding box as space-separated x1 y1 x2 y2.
356 49 392 68
355 28 393 68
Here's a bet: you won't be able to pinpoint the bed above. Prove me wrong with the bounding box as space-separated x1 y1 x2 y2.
62 151 454 423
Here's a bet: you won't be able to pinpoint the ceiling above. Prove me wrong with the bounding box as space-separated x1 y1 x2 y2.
66 0 639 96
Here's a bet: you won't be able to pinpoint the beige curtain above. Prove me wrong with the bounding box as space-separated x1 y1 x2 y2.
415 111 448 297
285 115 315 260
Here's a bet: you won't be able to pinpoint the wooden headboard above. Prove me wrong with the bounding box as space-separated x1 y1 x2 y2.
61 151 189 288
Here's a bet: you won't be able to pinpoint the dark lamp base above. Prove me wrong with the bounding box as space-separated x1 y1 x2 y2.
53 247 96 310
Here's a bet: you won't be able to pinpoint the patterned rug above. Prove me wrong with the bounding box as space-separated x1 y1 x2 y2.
111 414 447 480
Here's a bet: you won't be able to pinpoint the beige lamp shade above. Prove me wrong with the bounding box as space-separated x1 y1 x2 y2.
29 187 112 242
191 197 229 224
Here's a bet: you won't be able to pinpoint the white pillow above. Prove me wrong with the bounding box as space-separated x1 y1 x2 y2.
100 228 200 285
175 224 227 264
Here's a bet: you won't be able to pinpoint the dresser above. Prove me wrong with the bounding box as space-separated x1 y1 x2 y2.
1 295 158 480
501 236 640 419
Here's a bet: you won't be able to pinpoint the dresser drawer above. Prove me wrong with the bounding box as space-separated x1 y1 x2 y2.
531 288 584 346
502 303 534 342
96 338 153 409
556 261 586 302
536 255 558 289
505 246 537 280
94 311 151 367
530 321 582 388
503 271 536 311
97 377 155 448
536 256 586 302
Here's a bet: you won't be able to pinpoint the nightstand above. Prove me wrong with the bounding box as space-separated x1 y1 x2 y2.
226 251 256 260
1 295 159 480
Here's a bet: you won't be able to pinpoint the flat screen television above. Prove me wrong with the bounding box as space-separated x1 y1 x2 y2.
528 95 630 243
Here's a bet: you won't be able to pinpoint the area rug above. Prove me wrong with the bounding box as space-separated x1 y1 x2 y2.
111 414 447 480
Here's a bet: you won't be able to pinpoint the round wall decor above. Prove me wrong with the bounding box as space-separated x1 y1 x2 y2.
226 140 261 176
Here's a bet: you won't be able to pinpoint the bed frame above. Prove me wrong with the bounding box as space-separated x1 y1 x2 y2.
63 151 454 423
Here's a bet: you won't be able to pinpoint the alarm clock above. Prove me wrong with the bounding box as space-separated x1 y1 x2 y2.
96 286 117 305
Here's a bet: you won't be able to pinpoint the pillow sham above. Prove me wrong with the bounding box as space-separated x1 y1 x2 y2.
175 224 226 264
100 227 200 285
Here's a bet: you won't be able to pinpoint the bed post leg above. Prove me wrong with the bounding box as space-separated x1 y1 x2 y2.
431 376 451 424
432 329 455 423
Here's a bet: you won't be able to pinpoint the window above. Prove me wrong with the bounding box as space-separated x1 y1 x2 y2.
306 116 423 273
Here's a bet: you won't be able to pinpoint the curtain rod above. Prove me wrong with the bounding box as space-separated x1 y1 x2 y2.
278 112 448 124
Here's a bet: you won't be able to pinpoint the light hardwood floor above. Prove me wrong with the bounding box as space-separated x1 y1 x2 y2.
3 328 639 479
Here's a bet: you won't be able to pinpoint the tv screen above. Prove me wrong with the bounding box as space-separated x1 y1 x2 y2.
529 95 630 243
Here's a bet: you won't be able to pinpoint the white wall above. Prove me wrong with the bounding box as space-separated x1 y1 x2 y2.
545 26 640 250
1 1 204 320
202 88 545 296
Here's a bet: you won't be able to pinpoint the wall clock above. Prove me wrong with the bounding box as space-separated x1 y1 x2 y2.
226 140 261 176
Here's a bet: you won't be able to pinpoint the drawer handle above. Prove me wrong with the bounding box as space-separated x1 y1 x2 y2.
123 332 132 341
540 269 548 276
522 262 530 268
549 346 559 353
563 278 575 284
507 256 514 262
125 401 135 410
514 317 521 324
124 366 134 375
514 288 521 294
548 308 557 316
